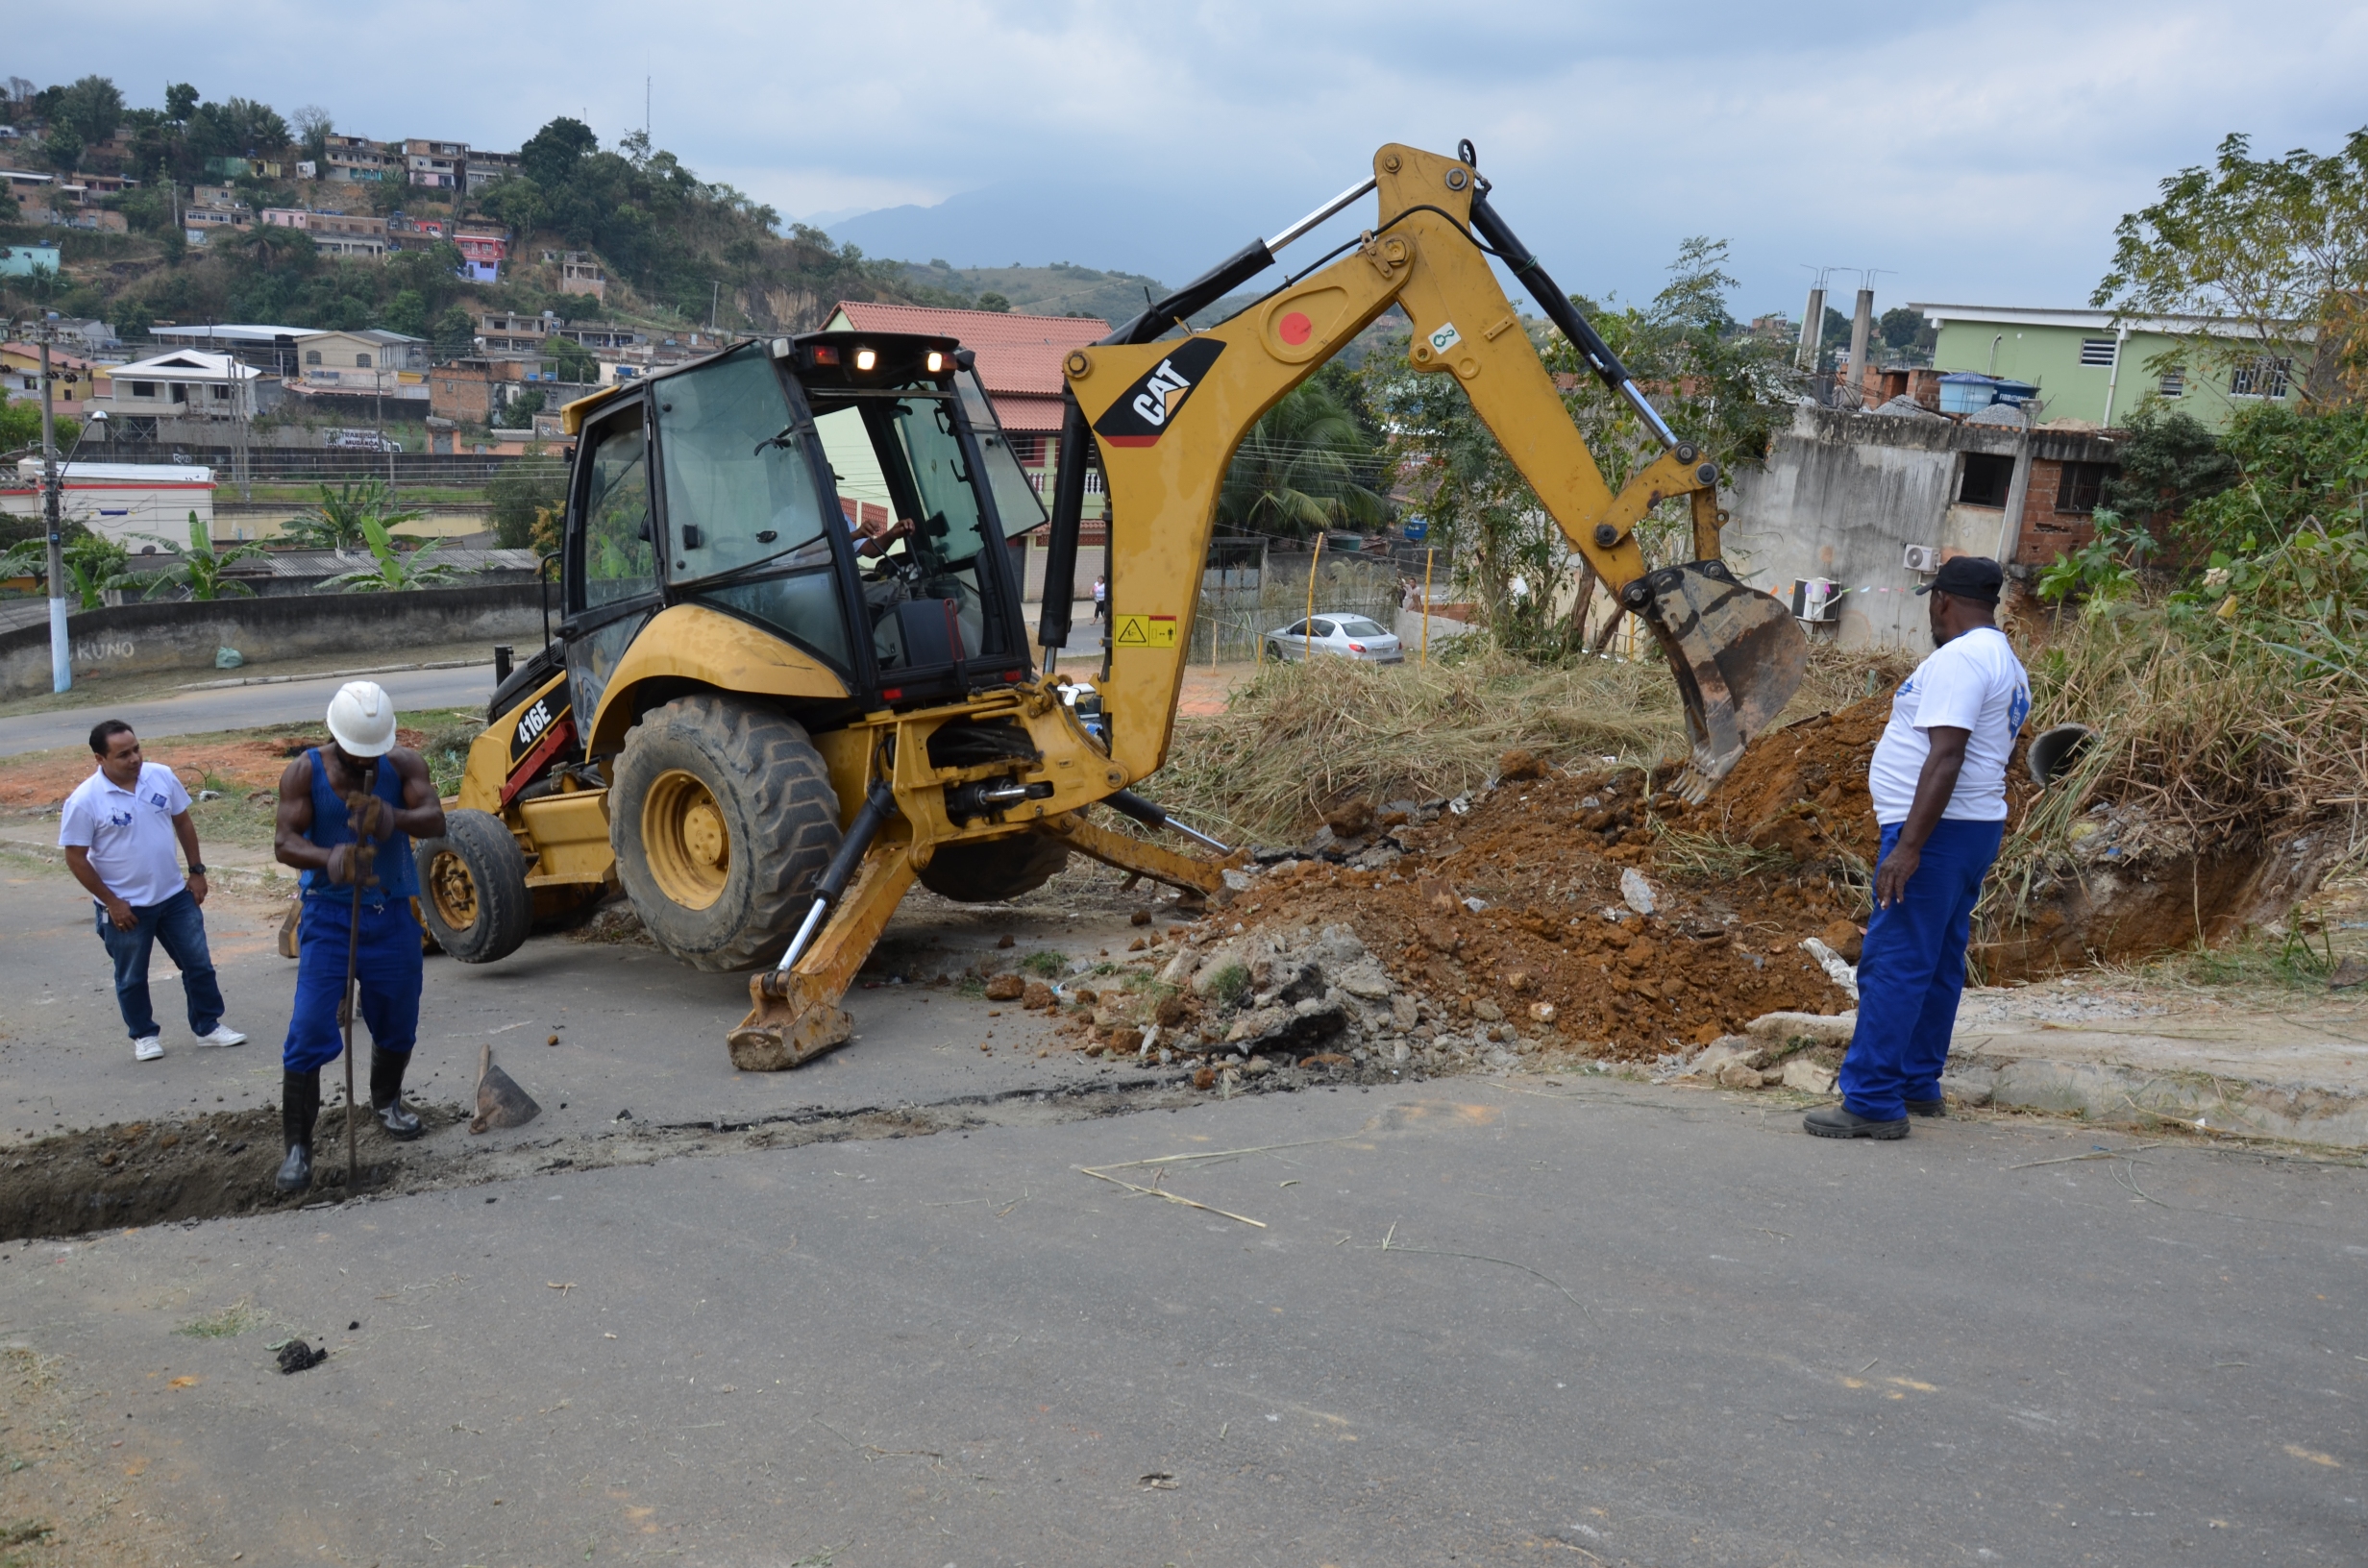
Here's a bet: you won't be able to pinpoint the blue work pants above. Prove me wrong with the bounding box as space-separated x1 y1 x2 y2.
1838 818 2006 1121
95 888 225 1041
282 895 423 1073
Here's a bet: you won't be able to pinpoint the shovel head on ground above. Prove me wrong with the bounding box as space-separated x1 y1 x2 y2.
1640 561 1810 799
471 1043 541 1134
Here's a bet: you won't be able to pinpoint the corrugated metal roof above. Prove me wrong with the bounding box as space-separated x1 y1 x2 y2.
826 302 1106 398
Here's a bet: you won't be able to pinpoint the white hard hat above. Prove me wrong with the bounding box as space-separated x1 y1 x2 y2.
327 680 398 758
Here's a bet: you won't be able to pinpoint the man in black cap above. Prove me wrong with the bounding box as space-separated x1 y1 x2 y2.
1807 555 2030 1139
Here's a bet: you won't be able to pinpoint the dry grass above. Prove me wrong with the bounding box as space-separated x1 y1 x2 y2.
1987 602 2368 927
1157 645 1683 842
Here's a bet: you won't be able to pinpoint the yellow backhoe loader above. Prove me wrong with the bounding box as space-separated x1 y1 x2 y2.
421 140 1806 1069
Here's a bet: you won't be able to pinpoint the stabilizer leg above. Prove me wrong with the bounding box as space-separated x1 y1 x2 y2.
727 846 920 1071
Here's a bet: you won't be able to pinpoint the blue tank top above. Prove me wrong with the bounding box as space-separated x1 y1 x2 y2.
298 748 420 903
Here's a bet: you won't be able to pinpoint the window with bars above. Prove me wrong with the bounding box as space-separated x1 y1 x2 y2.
2159 368 2185 398
2055 460 2114 514
2079 338 2119 367
2230 356 2292 398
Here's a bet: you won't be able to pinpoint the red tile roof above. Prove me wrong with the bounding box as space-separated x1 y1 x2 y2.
826 301 1108 400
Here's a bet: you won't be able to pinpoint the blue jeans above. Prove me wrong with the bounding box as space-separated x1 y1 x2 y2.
282 895 423 1072
95 888 225 1041
1838 818 2006 1121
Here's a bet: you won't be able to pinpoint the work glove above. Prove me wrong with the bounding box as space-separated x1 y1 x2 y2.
325 842 379 889
345 790 391 841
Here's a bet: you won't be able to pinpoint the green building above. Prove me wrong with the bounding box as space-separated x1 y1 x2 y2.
1912 304 2299 431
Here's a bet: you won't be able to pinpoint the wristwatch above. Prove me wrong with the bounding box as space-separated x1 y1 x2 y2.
186 864 208 876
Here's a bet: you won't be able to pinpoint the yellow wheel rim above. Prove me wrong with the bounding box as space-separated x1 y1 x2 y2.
427 849 480 932
643 769 730 910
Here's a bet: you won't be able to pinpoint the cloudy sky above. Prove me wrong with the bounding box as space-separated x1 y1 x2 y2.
12 1 2366 318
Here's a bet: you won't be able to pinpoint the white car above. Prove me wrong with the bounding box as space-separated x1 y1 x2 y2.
1264 613 1403 664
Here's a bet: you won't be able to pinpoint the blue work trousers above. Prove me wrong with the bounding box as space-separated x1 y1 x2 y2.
282 894 423 1072
1838 818 2006 1121
95 888 225 1041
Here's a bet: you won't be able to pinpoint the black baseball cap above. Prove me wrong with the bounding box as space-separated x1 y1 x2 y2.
1915 555 2004 603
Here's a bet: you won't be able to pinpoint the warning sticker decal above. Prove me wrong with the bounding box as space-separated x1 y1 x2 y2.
1112 614 1179 649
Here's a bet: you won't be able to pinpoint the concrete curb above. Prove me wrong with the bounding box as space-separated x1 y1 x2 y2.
1948 1046 2368 1150
174 657 491 692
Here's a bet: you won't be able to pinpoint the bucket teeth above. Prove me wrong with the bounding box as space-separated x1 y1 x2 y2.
1640 562 1809 798
728 971 854 1071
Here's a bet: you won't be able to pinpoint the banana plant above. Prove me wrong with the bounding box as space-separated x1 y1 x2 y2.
138 512 269 601
324 516 458 593
284 478 425 551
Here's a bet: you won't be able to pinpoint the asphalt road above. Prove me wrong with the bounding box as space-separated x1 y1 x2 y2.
3 1073 2362 1564
0 855 1176 1149
0 664 499 757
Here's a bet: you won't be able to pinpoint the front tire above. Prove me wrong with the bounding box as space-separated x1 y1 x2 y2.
610 695 842 971
414 809 532 964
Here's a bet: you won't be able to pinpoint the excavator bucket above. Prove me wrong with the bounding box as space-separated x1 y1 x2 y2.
1637 561 1809 799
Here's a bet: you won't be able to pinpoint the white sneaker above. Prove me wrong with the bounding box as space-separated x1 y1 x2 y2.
199 1023 248 1048
134 1036 164 1062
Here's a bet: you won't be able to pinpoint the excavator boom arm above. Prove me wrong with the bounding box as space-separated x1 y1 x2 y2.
1066 141 1805 793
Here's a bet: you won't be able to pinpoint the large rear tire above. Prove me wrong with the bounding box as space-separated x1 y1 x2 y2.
611 695 842 971
414 809 532 964
917 831 1070 903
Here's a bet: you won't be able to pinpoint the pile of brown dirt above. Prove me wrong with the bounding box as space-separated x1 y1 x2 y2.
1698 695 2042 869
1695 699 1891 865
1221 760 1856 1059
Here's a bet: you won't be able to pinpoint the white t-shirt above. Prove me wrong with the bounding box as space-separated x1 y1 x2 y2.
1867 625 2032 824
58 761 192 908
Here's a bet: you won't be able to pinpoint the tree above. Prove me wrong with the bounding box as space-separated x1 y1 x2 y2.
976 291 1012 312
544 333 598 382
0 400 77 453
1878 306 1936 358
2098 404 2239 535
1373 235 1788 655
1216 382 1385 536
2095 129 2368 405
326 516 458 592
138 511 265 600
54 76 123 145
289 104 332 166
487 460 566 549
365 166 407 215
164 83 198 123
41 124 83 174
284 479 423 551
520 117 597 189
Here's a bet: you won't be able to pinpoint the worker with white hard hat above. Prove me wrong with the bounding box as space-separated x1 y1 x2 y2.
269 680 447 1193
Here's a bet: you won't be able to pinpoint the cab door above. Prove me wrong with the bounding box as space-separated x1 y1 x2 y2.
562 396 661 737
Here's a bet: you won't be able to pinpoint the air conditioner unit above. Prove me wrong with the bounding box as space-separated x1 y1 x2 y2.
1903 544 1942 575
1789 577 1842 623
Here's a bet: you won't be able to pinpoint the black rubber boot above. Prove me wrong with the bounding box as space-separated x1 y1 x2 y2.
1906 1098 1946 1118
370 1049 424 1140
276 1069 319 1192
1802 1104 1910 1140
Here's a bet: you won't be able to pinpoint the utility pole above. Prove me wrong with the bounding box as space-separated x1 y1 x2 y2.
37 329 68 693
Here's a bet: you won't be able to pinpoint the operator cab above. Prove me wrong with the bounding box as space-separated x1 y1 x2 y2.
546 330 1048 736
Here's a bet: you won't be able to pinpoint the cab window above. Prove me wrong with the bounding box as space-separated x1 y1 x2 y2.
578 409 655 609
654 346 829 579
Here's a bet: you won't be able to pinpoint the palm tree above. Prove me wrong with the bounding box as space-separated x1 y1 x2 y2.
139 512 267 601
325 517 458 592
284 479 424 551
1216 382 1386 536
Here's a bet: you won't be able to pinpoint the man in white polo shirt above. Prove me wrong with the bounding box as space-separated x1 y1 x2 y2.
59 720 248 1063
1806 556 2031 1140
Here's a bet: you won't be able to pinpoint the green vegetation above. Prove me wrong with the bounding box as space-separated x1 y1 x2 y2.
324 517 457 592
136 511 266 600
284 479 423 551
1216 379 1386 536
1018 950 1067 979
1203 963 1251 1009
1368 236 1787 657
